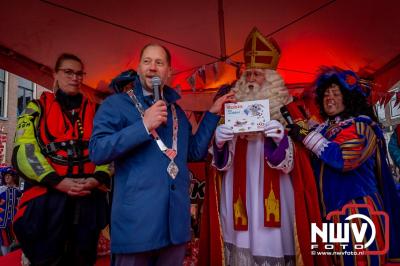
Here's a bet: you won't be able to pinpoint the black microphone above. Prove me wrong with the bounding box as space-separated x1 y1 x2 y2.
280 106 294 125
151 76 162 102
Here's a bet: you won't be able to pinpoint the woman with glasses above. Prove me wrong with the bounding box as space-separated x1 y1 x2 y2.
12 53 111 265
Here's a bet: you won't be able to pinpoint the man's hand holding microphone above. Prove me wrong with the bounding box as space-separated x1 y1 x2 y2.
143 101 168 131
142 76 167 131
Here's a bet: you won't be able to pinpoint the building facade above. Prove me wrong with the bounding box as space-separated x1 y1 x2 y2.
0 69 49 166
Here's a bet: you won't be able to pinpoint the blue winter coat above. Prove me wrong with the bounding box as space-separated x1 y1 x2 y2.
89 83 219 253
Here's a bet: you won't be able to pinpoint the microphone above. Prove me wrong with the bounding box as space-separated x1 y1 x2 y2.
280 106 294 125
151 76 162 102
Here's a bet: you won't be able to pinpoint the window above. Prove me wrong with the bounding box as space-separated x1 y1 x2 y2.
0 70 5 117
17 77 34 116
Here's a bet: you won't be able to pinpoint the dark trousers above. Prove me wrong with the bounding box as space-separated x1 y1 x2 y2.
112 243 187 266
32 224 100 266
15 190 107 266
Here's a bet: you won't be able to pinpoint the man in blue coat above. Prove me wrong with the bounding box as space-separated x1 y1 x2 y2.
89 43 234 265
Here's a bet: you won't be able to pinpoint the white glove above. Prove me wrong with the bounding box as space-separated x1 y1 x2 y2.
264 120 285 145
215 124 234 148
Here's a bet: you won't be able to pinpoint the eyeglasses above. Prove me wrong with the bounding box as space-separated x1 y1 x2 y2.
57 68 86 80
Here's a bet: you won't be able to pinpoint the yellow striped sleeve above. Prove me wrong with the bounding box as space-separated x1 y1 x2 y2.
13 101 57 183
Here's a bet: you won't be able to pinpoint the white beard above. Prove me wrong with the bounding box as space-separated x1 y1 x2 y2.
231 69 292 124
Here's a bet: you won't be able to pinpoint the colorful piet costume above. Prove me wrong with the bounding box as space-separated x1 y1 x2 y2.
200 28 329 266
300 69 400 265
0 172 21 251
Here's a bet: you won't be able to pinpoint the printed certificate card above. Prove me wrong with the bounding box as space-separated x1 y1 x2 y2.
225 99 270 133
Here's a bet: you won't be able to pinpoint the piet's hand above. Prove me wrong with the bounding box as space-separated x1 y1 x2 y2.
286 124 309 142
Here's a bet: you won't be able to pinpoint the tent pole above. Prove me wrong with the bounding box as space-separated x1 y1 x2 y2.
218 0 227 60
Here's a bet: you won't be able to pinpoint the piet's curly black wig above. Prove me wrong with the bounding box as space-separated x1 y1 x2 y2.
314 67 377 122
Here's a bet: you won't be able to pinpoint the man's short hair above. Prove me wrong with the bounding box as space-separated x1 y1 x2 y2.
139 43 171 66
